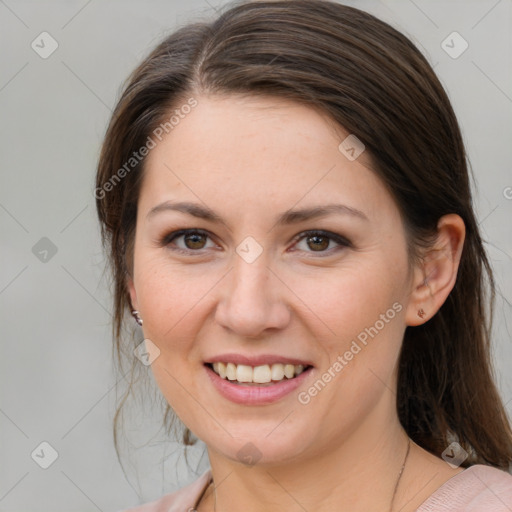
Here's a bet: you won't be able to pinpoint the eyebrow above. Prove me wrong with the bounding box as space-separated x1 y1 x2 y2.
146 200 369 226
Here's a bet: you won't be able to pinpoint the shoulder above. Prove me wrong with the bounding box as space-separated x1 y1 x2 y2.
417 464 512 511
118 469 212 512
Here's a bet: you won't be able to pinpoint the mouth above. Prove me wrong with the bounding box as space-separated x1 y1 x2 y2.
205 362 313 386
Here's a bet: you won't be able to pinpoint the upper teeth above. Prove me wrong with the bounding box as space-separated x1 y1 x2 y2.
212 362 306 383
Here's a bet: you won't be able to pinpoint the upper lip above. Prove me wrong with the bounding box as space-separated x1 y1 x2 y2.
205 353 314 367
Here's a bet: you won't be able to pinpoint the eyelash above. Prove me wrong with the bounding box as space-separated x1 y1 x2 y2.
160 229 351 256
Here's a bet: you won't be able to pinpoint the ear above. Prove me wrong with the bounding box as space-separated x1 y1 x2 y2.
405 214 465 326
127 275 139 312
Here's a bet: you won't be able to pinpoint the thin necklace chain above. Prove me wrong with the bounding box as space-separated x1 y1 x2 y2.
202 437 411 512
389 437 411 512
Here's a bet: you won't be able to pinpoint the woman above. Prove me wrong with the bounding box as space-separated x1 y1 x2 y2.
96 1 512 510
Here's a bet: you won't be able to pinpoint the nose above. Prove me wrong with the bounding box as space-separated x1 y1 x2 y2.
214 253 291 338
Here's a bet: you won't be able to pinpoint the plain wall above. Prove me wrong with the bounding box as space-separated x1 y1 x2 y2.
1 1 511 510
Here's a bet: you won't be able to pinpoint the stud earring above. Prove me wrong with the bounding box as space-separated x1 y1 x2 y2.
132 310 143 326
417 308 426 319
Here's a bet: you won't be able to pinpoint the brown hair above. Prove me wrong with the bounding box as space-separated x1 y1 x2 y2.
96 0 512 469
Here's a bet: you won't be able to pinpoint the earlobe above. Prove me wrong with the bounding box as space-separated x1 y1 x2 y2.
405 214 465 326
127 277 144 326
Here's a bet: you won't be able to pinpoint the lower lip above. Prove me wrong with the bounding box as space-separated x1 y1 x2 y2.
204 364 313 405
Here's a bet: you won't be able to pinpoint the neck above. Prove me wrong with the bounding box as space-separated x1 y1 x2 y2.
203 406 411 512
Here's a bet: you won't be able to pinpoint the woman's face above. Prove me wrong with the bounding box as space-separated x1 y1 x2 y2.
129 94 416 466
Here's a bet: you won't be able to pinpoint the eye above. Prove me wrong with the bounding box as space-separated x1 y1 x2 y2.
160 228 351 256
292 230 350 254
162 229 216 253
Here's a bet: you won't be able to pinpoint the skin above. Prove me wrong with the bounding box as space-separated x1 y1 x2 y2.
128 95 466 512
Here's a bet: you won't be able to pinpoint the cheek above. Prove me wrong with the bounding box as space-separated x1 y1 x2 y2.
133 258 215 422
284 254 407 404
285 256 405 346
133 256 217 357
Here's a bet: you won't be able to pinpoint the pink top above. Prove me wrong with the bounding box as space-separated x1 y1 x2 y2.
121 465 512 511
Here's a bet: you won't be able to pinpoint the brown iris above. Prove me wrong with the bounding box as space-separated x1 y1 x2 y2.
306 234 329 251
184 232 207 249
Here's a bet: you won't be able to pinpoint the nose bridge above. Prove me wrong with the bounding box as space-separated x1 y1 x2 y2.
232 251 271 301
229 250 275 315
230 233 274 302
214 246 290 336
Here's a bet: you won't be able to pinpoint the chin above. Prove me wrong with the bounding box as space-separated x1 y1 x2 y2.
199 422 315 468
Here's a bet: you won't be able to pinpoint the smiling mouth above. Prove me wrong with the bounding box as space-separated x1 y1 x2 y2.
205 362 313 386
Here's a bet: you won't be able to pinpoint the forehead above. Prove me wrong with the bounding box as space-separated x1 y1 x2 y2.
139 94 396 224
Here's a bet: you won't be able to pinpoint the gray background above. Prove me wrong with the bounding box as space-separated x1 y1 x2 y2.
1 0 511 511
